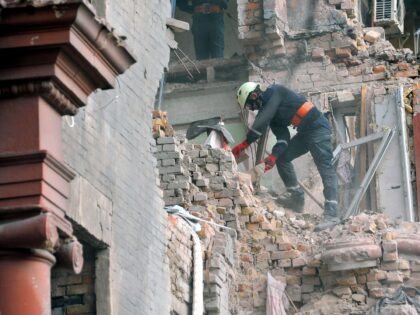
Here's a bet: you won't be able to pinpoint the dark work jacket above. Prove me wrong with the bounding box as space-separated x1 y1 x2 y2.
246 85 329 157
177 0 228 14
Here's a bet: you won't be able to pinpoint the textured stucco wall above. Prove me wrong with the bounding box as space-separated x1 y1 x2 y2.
62 0 172 313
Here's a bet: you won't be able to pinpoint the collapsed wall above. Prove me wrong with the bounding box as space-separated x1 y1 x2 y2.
156 135 420 315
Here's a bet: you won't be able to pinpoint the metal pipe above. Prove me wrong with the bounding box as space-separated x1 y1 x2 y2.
343 129 395 219
190 232 204 315
397 85 415 221
0 249 56 315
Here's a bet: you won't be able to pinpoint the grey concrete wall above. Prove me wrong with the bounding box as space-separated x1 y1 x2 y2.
163 82 242 125
62 0 172 314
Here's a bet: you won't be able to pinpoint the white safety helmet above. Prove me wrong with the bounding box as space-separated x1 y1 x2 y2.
237 82 259 109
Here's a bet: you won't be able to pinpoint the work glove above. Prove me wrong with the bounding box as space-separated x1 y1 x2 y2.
262 154 277 172
231 140 249 158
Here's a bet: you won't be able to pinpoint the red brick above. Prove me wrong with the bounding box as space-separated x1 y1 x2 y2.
383 252 398 262
373 65 386 73
369 287 385 298
292 257 306 267
382 240 397 253
67 284 94 295
247 2 260 10
67 303 95 315
286 275 301 285
277 242 293 251
395 70 419 78
398 63 409 70
356 274 367 284
336 275 357 286
302 267 317 276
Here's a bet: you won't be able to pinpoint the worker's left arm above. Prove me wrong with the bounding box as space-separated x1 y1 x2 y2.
246 90 281 144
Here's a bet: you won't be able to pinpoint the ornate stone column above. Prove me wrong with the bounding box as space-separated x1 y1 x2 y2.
0 2 135 314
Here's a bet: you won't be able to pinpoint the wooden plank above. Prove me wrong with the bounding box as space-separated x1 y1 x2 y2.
359 84 368 210
365 86 377 212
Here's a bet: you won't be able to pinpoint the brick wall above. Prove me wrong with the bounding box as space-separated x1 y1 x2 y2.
167 216 194 315
61 0 172 313
52 244 96 315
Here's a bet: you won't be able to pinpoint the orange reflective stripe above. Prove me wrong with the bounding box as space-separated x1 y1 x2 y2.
291 102 314 126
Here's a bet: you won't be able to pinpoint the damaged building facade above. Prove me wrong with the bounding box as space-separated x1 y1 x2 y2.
161 0 420 314
1 0 420 315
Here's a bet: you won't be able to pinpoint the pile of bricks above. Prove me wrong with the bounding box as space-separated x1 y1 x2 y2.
157 135 420 315
156 136 239 315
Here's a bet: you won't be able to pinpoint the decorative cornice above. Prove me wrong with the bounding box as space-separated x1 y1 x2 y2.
0 2 136 80
0 81 78 115
0 150 76 181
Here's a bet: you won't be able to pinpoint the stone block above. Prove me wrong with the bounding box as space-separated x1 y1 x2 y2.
333 286 352 297
369 287 385 298
367 269 387 282
386 271 403 283
383 252 398 262
277 242 293 251
159 165 184 175
218 198 233 207
302 267 317 276
366 281 381 290
271 250 300 260
286 275 301 285
335 47 352 58
252 231 268 241
292 257 306 268
356 274 367 284
301 284 314 293
311 47 325 60
168 181 190 190
278 259 292 267
336 275 357 286
161 158 176 166
381 261 399 271
352 294 366 303
286 285 301 302
195 178 209 187
302 276 319 285
364 30 381 43
157 137 176 144
411 261 420 272
193 193 208 202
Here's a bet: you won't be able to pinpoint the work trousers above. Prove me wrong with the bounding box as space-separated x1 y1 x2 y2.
275 122 338 213
192 13 224 60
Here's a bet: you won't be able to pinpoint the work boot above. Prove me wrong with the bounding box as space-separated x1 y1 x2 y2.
276 187 305 213
314 201 341 231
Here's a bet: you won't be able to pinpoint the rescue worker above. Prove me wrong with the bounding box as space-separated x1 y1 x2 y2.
232 82 340 231
176 0 228 60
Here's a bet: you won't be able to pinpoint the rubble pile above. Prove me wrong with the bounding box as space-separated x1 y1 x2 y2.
156 136 420 315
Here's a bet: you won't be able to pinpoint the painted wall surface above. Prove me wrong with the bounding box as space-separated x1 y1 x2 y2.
373 90 411 220
62 0 172 314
